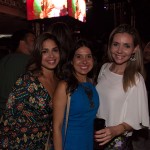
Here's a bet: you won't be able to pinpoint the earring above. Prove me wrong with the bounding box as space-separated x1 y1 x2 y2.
130 53 136 61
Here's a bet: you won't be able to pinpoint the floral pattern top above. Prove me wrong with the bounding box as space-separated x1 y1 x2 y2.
0 71 53 150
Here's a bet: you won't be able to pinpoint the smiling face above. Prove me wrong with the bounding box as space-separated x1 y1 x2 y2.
110 33 137 69
41 39 60 71
72 46 94 81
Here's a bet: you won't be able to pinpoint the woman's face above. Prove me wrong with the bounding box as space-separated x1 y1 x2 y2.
72 46 94 79
41 39 60 70
110 33 137 67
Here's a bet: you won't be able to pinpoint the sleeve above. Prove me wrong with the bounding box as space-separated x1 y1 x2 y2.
97 63 108 80
121 75 150 130
0 74 32 148
96 63 109 117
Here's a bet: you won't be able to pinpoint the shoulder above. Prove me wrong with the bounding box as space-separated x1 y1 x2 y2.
135 73 145 84
12 53 30 63
0 54 13 65
1 53 29 61
100 63 111 73
98 62 111 78
129 73 146 91
57 80 67 88
53 80 68 101
15 71 36 86
19 71 34 79
101 63 111 69
0 53 29 68
55 80 67 94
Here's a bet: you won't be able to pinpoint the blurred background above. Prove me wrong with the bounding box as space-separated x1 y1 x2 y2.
0 0 150 57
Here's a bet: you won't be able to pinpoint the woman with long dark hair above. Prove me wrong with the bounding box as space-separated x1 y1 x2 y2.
53 39 99 150
0 33 62 149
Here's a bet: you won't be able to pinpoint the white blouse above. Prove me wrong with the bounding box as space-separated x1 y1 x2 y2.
96 63 149 133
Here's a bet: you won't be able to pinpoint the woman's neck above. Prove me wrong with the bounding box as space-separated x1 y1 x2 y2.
41 67 55 79
38 70 59 97
110 63 126 75
76 75 87 83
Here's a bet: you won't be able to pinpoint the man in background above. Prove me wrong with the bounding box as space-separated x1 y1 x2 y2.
0 29 35 116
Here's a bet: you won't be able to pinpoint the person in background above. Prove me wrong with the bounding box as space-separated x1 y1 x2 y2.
143 41 150 64
0 33 62 149
0 29 35 116
132 41 150 149
95 24 149 149
53 39 99 150
143 41 150 106
48 22 73 78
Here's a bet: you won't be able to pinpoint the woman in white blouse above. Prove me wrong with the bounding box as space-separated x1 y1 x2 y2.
95 24 149 149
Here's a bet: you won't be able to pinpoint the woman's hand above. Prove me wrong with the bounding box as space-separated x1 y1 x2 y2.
94 126 118 145
94 123 132 145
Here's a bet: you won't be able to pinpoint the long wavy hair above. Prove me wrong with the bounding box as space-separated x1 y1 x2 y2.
26 32 62 78
62 38 97 94
48 22 73 62
107 24 145 91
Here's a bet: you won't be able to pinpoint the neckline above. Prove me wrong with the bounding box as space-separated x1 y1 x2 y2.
29 71 52 98
80 82 95 108
108 65 123 77
79 82 92 85
109 63 125 75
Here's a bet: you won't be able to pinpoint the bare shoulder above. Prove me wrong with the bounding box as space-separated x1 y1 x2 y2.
54 80 67 96
53 80 68 104
56 80 67 90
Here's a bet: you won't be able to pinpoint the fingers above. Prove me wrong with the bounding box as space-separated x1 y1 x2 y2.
99 139 110 145
94 128 113 145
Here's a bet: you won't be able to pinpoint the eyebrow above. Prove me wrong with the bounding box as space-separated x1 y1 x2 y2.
42 46 59 50
75 53 92 55
112 41 133 45
53 46 59 49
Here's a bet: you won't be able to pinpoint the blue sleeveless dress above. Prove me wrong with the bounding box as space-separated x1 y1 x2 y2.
62 82 99 150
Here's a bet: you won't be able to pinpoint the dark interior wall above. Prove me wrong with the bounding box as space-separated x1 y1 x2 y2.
83 0 114 39
84 0 150 42
133 0 150 42
0 0 150 43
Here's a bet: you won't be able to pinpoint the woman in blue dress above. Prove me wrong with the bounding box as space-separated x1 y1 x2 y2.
53 39 99 150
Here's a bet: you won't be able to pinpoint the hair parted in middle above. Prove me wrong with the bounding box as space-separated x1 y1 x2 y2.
26 32 62 78
62 38 97 94
107 24 145 91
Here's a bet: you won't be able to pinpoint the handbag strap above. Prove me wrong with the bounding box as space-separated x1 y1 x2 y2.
45 131 50 150
65 93 71 135
63 94 71 150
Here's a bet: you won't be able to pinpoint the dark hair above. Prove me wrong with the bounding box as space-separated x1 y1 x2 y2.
26 32 62 78
10 29 35 52
48 22 73 63
63 38 97 94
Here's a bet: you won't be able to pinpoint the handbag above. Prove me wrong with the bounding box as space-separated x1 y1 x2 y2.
45 94 71 150
104 135 133 150
65 93 71 135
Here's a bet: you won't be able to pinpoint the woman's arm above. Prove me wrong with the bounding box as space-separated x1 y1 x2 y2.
0 74 31 148
94 122 133 145
53 81 68 150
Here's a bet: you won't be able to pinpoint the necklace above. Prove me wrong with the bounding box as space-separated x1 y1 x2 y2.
81 84 95 108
